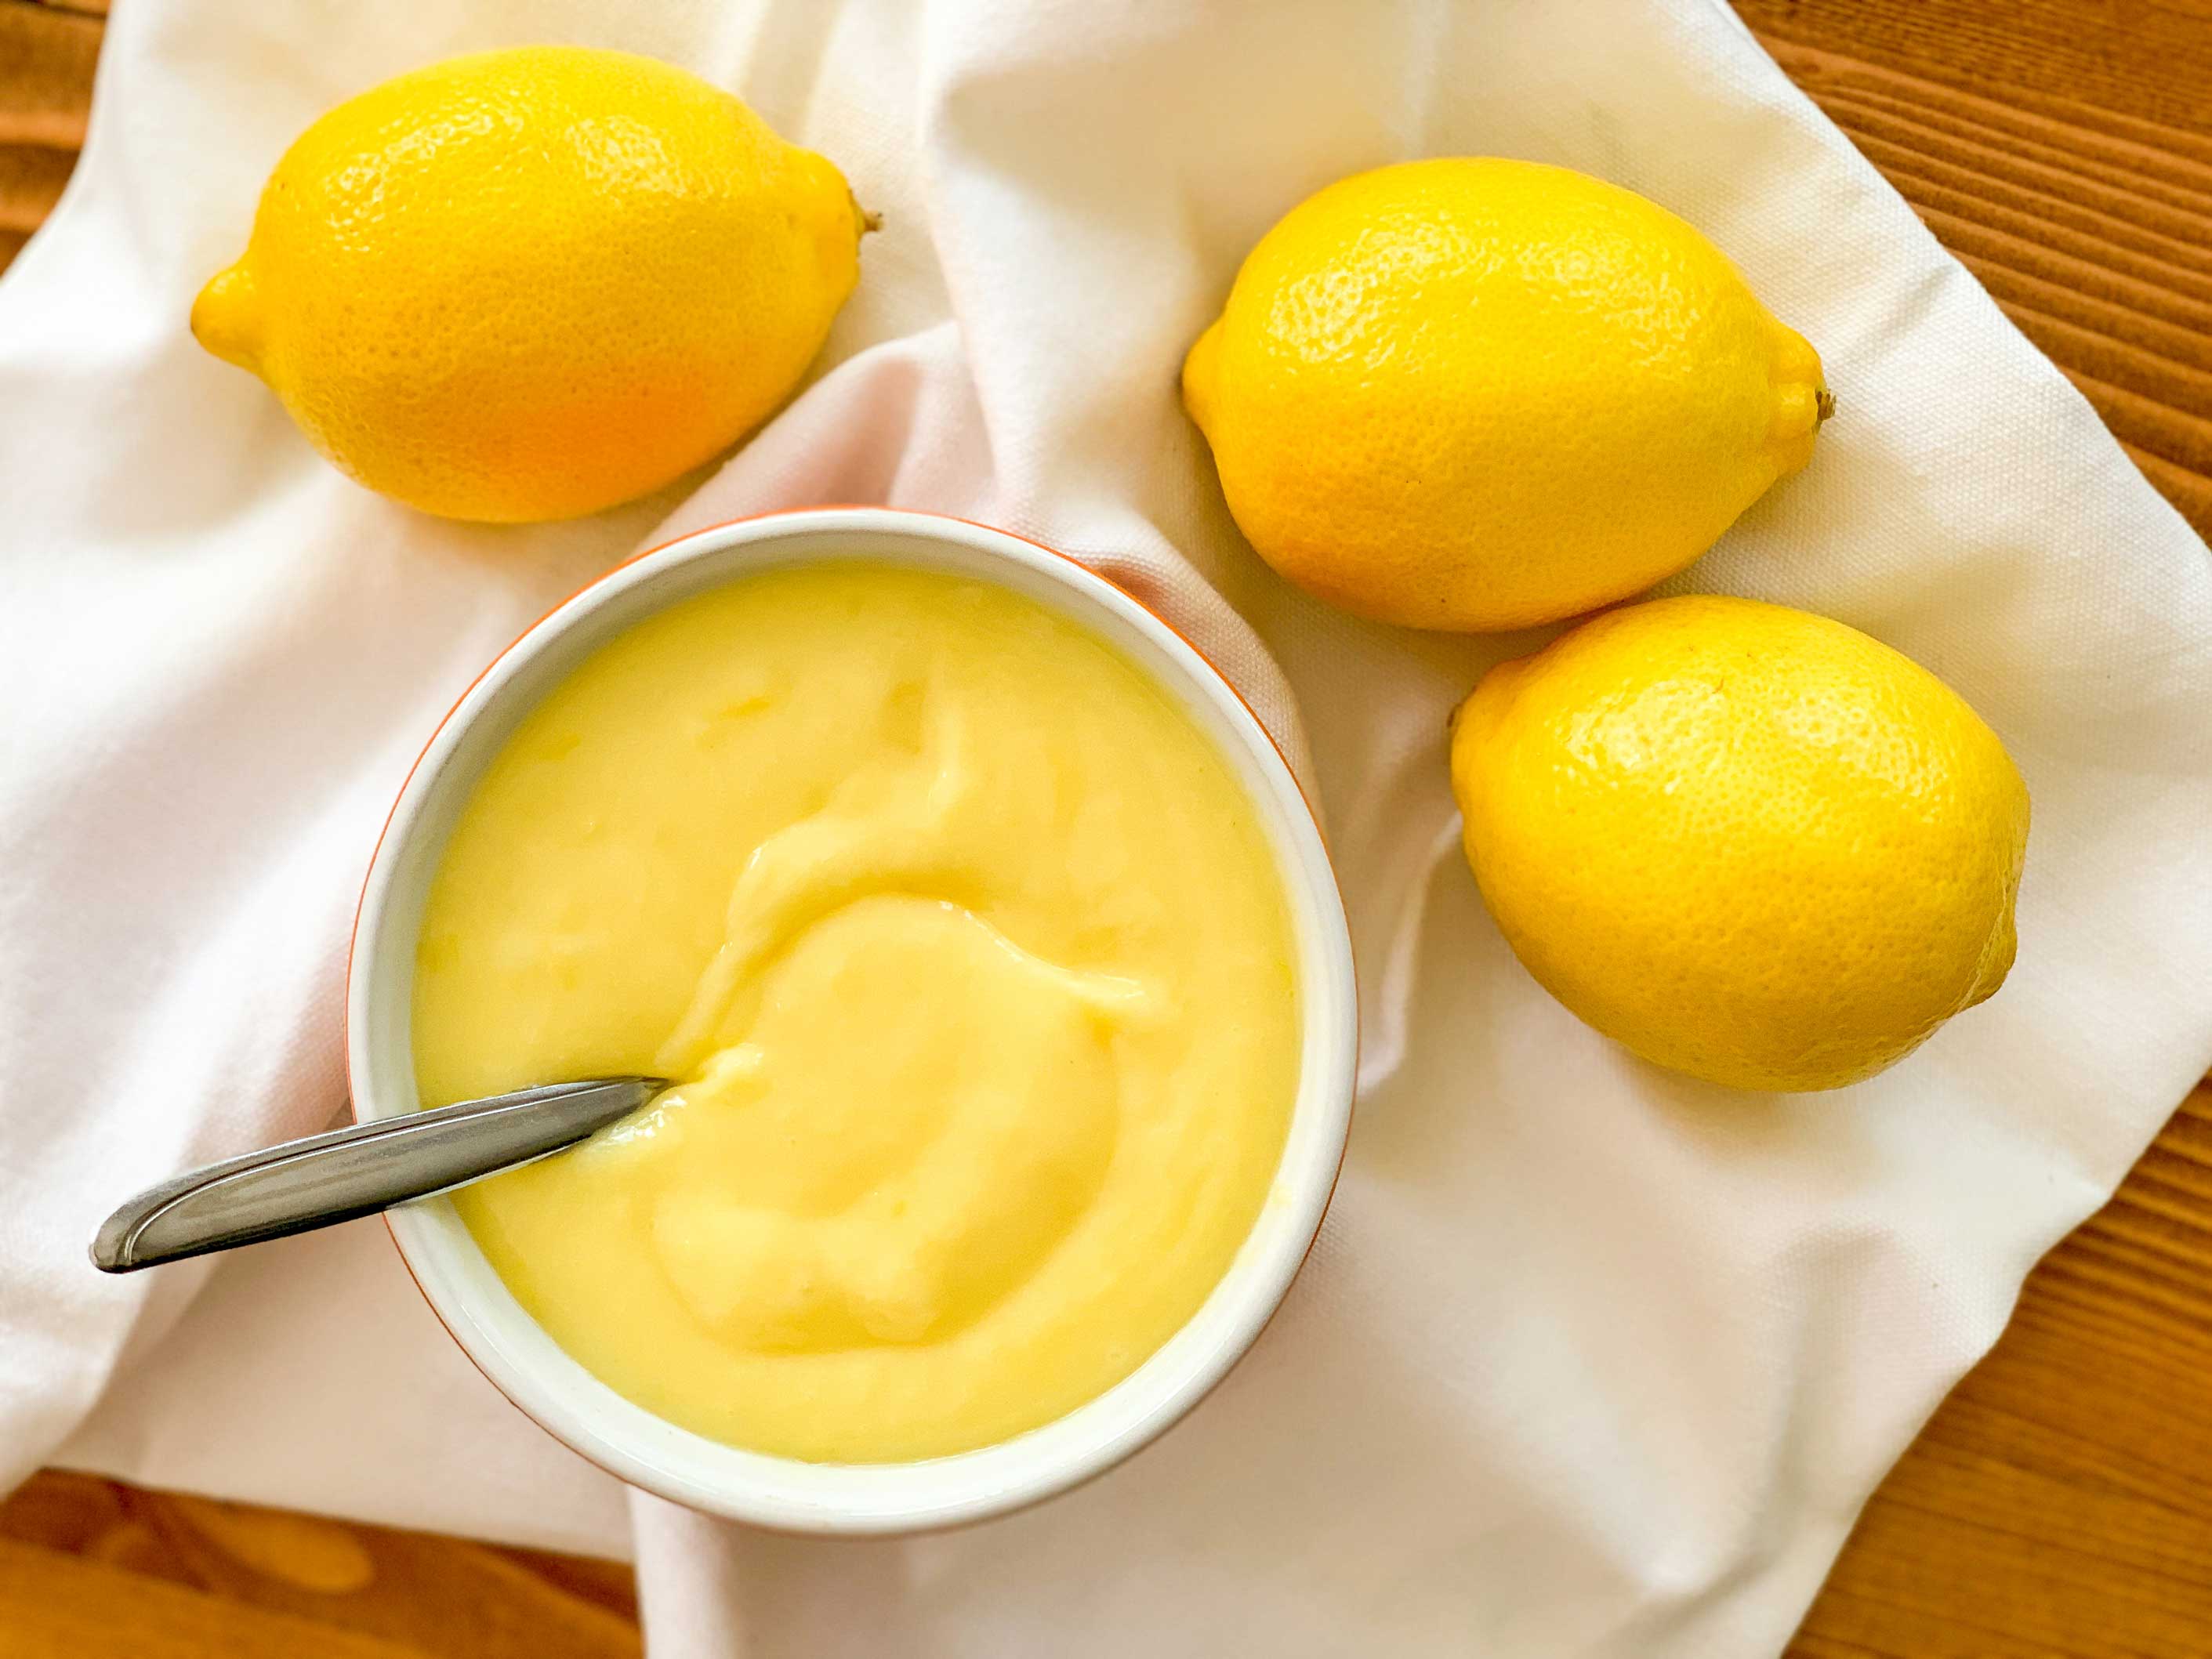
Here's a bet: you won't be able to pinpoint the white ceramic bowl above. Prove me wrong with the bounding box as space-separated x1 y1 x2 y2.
346 507 1358 1534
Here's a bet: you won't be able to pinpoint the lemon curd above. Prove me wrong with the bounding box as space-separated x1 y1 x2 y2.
411 564 1300 1462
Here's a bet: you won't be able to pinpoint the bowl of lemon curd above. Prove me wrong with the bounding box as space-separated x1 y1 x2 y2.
346 508 1358 1531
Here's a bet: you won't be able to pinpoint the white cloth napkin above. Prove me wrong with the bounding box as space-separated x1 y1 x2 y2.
6 0 2210 1653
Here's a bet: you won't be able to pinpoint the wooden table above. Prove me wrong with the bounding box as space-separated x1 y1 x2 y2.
5 1 2208 1652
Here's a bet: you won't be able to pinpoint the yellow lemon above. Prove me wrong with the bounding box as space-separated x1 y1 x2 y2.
1449 596 2029 1092
1183 159 1829 631
191 46 867 523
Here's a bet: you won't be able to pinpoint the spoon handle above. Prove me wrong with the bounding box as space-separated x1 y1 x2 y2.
90 1076 665 1274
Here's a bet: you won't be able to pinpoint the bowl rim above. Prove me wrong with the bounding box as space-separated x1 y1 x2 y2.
344 505 1358 1534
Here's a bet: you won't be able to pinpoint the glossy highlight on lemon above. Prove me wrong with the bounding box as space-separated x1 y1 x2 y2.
1450 596 2029 1092
412 563 1301 1462
191 46 867 523
1184 158 1829 632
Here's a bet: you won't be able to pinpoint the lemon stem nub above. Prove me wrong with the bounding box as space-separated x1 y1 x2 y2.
1815 388 1837 423
190 262 266 375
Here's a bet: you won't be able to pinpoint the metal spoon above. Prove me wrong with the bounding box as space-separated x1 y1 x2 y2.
89 1076 666 1274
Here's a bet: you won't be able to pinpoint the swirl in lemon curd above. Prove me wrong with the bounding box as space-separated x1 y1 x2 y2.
411 564 1299 1462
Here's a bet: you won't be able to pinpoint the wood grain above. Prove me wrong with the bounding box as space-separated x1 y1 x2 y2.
0 0 96 270
2 1 2209 1654
0 1472 640 1658
1789 1087 2212 1658
1736 0 2212 535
